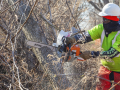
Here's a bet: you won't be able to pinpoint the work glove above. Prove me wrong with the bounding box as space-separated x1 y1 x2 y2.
79 51 91 60
79 51 100 60
65 33 92 46
66 37 76 46
91 51 100 58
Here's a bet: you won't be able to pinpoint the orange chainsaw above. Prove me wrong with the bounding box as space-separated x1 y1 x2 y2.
65 44 85 61
57 36 85 62
26 30 85 62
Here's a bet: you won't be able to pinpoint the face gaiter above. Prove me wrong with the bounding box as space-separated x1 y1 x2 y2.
103 19 119 37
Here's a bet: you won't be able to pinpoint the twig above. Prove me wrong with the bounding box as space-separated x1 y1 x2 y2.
0 55 6 62
0 55 12 71
87 0 101 11
0 0 38 51
66 0 85 39
47 0 52 21
11 38 24 90
9 84 12 90
47 0 57 42
4 32 10 45
40 13 57 29
11 0 38 43
0 0 3 10
0 74 10 81
109 81 120 90
0 0 21 14
65 0 77 30
98 0 103 8
9 1 38 89
40 13 60 38
17 0 30 30
72 0 77 14
0 24 7 34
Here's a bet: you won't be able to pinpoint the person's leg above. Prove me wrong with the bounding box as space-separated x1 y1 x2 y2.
96 66 112 90
113 72 120 90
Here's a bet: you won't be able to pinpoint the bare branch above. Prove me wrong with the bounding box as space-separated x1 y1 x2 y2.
0 0 20 14
40 13 59 30
88 0 101 11
0 55 6 62
0 24 7 35
47 0 52 21
66 0 85 39
0 0 38 52
103 0 109 5
11 0 38 43
10 29 28 90
98 0 103 8
47 0 57 42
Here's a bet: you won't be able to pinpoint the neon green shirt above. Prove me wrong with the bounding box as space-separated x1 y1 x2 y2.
88 24 120 72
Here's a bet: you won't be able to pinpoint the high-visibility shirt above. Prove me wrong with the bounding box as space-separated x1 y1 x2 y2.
88 24 120 72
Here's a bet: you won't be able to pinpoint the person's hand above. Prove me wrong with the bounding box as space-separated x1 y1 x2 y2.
79 51 100 60
66 37 76 45
91 51 100 58
79 51 91 60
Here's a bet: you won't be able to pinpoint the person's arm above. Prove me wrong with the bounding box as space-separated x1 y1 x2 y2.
66 24 103 45
74 32 93 44
100 47 120 59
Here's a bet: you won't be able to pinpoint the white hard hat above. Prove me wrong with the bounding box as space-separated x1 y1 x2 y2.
99 3 120 16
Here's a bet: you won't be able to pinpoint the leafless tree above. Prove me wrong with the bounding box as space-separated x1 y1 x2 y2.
0 0 119 90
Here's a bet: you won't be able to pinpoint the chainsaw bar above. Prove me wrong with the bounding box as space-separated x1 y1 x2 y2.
26 40 56 52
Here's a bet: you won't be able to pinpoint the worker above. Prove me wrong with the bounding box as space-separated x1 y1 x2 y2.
65 3 120 90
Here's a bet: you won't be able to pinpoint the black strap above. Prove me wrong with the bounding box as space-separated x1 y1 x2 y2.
109 71 120 81
109 71 114 81
115 71 120 73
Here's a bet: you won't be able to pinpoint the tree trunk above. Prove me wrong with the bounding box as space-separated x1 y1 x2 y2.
7 0 72 89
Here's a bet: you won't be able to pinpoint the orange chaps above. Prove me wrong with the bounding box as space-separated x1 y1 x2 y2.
96 66 120 90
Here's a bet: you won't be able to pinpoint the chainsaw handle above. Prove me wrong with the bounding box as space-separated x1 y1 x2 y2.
64 44 71 62
68 43 71 49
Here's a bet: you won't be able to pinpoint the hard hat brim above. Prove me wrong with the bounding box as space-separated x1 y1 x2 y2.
98 12 109 16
